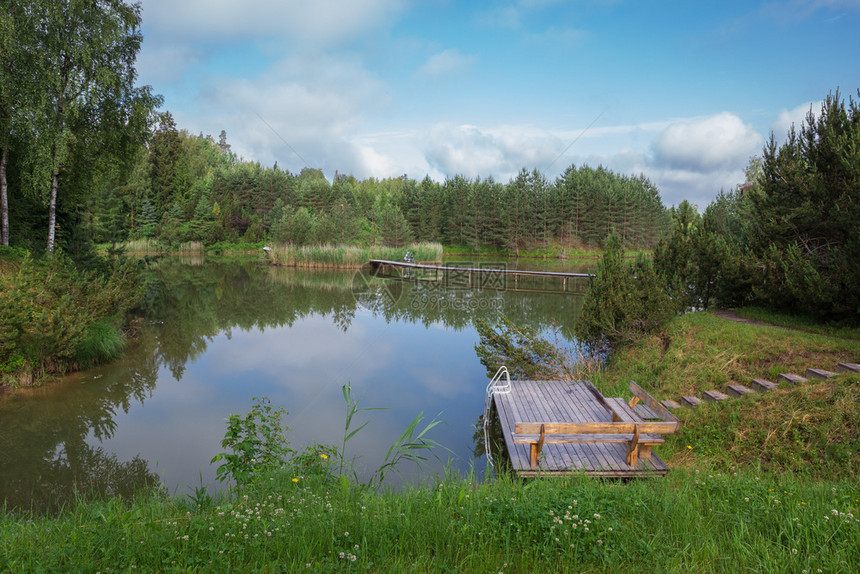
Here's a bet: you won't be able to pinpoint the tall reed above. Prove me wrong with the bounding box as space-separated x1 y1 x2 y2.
268 242 443 268
117 238 162 253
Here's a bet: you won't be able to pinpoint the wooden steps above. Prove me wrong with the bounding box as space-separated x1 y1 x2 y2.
702 390 729 402
751 379 778 392
779 373 808 385
726 384 753 398
681 395 702 407
601 361 856 416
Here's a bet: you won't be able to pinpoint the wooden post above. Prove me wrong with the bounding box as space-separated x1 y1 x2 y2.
529 424 546 469
626 424 640 466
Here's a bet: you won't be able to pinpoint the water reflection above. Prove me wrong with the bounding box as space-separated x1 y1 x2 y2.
0 256 590 513
0 363 160 514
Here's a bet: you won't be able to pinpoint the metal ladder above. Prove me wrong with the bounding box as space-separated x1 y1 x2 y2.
483 366 511 467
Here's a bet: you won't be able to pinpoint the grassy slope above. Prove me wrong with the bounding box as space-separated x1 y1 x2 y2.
593 311 860 479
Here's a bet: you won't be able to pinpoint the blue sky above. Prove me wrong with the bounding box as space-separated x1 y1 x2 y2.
136 0 860 208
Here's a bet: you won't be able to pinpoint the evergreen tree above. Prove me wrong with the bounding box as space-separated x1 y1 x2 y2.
149 112 182 217
748 90 860 318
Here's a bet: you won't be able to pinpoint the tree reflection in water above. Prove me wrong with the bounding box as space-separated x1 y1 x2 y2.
0 256 588 513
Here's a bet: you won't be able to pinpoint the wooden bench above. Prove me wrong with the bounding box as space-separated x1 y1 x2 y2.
513 381 680 469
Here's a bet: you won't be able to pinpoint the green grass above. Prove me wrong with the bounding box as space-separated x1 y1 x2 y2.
593 311 860 400
662 374 860 479
2 468 857 573
99 240 210 254
205 240 266 254
734 306 860 340
269 242 443 268
590 311 860 480
73 316 126 369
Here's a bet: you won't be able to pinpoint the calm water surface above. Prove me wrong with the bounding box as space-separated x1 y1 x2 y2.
0 255 591 512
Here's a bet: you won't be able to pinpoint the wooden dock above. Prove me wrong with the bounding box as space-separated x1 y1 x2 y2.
368 259 593 294
491 380 678 478
369 259 594 279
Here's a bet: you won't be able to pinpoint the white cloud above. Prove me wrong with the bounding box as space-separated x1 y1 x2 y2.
652 112 763 172
771 101 821 140
176 52 390 173
136 43 202 84
423 124 563 179
416 49 477 79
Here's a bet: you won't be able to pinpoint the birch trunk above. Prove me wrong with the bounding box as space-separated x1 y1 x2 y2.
47 163 59 253
1 145 8 246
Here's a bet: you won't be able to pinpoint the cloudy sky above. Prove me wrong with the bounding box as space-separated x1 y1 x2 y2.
136 0 859 208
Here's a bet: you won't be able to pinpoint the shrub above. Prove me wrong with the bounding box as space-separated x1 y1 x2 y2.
575 232 676 353
0 253 142 385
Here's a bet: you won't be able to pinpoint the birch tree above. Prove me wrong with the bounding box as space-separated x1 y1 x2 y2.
32 0 159 253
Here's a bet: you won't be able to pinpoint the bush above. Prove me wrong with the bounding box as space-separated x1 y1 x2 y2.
575 232 676 353
0 252 142 385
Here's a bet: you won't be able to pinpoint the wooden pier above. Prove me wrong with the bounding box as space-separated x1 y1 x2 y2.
368 259 593 293
491 380 679 478
369 259 594 279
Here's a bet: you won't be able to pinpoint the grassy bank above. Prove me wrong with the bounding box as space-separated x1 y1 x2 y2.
2 467 856 572
593 311 860 399
0 249 142 388
732 307 860 340
592 311 860 479
98 239 210 254
268 242 443 268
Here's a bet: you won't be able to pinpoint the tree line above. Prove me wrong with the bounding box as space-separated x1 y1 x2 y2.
78 113 670 253
2 2 668 256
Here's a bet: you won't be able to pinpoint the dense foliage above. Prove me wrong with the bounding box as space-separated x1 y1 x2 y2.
655 90 860 323
0 0 161 254
84 126 670 252
575 232 676 352
0 249 142 386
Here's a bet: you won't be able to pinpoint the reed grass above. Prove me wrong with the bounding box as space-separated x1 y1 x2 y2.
72 317 125 369
116 238 162 253
105 239 206 254
177 241 204 253
268 242 443 268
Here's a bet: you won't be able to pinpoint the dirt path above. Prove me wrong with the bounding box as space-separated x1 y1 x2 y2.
713 310 860 342
712 310 796 330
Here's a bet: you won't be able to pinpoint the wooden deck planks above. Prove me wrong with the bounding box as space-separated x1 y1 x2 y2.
541 382 605 472
491 380 669 478
566 383 625 471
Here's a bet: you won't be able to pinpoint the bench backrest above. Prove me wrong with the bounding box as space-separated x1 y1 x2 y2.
629 381 679 423
515 421 678 435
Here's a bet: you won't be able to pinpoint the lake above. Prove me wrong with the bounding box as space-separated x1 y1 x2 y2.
0 255 593 513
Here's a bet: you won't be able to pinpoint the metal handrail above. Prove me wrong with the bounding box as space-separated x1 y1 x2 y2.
483 366 511 468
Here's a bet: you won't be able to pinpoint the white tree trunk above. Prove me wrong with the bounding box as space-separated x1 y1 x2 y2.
1 145 8 246
47 166 59 253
